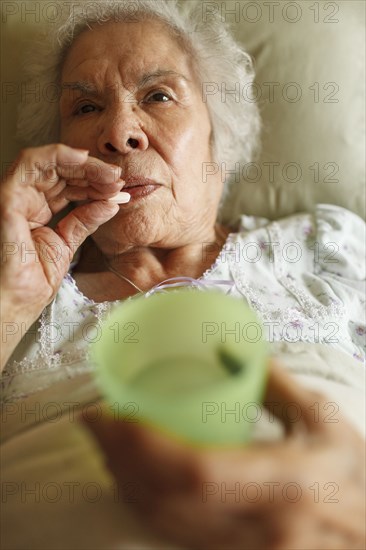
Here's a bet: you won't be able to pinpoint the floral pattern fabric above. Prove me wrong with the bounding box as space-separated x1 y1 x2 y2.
2 204 365 402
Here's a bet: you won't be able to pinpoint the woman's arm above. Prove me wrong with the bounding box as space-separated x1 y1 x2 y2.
0 144 128 371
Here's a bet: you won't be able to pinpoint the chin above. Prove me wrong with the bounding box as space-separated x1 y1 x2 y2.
97 209 166 248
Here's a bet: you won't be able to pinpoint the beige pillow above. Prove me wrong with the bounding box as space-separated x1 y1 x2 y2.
1 0 365 220
1 3 41 172
220 0 365 221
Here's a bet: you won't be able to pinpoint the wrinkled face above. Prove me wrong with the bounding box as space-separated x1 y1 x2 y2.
59 19 223 252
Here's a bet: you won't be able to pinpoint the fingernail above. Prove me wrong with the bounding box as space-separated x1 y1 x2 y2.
108 192 131 204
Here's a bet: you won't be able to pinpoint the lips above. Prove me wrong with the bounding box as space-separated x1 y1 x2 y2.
121 176 162 201
123 176 159 189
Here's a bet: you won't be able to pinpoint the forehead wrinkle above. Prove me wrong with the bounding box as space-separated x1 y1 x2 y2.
62 18 196 82
61 69 192 99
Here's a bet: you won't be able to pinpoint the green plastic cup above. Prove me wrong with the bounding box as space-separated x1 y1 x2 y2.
92 289 268 447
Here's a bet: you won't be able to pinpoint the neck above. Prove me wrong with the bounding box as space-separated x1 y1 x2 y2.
75 224 229 291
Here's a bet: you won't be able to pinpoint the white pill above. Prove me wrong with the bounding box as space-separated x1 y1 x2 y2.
108 192 131 204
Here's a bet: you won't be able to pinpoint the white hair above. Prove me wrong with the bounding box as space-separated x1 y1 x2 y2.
17 0 261 189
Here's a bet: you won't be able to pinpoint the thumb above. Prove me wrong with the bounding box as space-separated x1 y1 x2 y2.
55 199 119 257
264 359 329 436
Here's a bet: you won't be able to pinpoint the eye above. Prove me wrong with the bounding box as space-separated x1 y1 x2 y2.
74 103 98 115
144 91 172 103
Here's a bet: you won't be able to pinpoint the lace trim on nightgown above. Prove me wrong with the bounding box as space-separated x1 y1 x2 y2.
1 284 98 390
199 231 236 279
228 222 346 324
1 233 236 396
2 212 361 401
0 356 93 403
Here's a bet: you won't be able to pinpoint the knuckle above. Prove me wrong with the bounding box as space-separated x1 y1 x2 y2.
53 143 66 155
15 146 44 170
74 217 90 237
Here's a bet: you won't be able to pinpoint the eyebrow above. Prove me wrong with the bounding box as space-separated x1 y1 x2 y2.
61 81 100 95
138 70 190 86
61 70 190 96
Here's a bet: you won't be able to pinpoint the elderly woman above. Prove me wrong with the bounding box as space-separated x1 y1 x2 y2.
1 1 365 549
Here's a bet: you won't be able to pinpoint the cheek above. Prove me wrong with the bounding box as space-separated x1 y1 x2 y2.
59 116 96 149
61 131 96 151
165 117 212 175
59 121 78 147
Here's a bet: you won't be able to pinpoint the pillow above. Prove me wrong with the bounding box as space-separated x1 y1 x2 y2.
1 2 41 172
1 0 364 220
219 0 365 221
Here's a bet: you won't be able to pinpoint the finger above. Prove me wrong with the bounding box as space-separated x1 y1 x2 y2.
41 178 67 201
29 200 122 289
83 410 312 509
47 195 70 215
8 144 89 189
84 414 203 495
62 177 123 195
265 362 366 456
4 145 127 221
62 178 89 187
8 144 125 200
84 403 307 505
54 200 120 257
63 186 129 202
264 359 331 435
2 145 90 221
48 157 125 205
144 489 288 550
57 156 124 195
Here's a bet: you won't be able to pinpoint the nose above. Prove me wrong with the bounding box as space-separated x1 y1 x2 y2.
97 105 149 156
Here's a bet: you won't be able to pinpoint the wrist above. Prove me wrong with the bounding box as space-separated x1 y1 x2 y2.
0 297 44 372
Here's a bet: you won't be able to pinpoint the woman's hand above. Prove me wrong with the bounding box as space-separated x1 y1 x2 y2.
0 144 128 368
85 362 365 550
